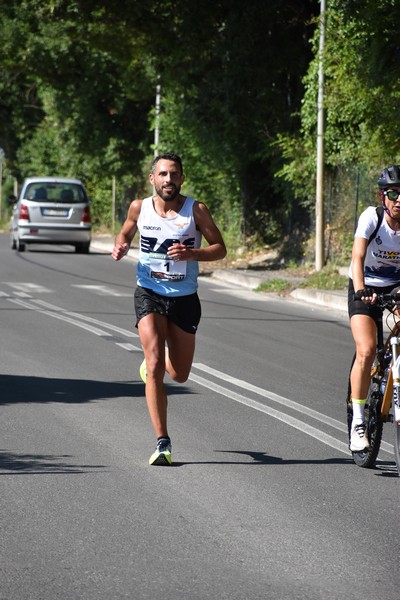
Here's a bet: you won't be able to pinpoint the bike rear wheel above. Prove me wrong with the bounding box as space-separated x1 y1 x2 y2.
347 353 384 468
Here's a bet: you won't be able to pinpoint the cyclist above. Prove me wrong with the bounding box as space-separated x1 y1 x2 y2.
348 165 400 451
112 153 226 465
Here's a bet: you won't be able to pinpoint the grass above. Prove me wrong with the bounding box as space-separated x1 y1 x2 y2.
300 266 348 290
256 279 294 294
256 265 348 294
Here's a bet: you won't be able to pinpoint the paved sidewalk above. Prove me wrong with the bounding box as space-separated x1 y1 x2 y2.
91 235 348 313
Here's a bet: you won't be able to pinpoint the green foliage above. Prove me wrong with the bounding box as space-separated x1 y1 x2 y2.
278 0 400 204
7 0 400 266
1 0 318 251
256 279 292 294
300 266 347 290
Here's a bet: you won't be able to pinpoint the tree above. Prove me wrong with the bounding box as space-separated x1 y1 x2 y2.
0 0 319 251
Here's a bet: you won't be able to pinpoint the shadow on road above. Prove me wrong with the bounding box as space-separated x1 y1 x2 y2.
0 450 106 474
172 450 398 474
0 374 191 405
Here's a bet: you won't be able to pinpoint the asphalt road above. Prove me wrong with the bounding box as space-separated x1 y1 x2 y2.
1 235 399 600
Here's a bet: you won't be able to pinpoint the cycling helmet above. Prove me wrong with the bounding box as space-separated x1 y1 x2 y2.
378 165 400 189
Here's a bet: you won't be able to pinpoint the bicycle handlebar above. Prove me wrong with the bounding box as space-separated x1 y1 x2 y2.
353 290 400 310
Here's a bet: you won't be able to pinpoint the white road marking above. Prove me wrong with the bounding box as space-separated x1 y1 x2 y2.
31 299 138 338
189 371 350 455
191 363 394 456
115 343 142 352
194 363 346 432
72 285 131 297
9 298 113 337
6 287 394 458
4 283 52 294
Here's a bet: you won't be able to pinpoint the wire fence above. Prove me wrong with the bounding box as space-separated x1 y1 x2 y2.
324 164 378 264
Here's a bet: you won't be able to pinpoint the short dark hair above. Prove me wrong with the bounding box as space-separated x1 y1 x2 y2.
151 153 183 175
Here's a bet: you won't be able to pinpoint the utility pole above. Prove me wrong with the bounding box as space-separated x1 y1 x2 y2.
315 0 326 271
154 80 161 158
112 175 116 234
0 147 5 222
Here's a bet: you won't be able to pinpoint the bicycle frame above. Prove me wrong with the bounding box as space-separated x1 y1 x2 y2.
373 309 393 422
389 336 400 423
374 310 400 422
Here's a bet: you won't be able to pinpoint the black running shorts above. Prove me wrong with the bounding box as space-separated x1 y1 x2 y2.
348 278 400 322
134 286 201 334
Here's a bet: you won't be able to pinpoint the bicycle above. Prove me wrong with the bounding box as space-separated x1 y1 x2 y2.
346 292 400 475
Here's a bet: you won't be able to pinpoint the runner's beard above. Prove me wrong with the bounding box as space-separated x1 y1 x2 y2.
155 184 180 201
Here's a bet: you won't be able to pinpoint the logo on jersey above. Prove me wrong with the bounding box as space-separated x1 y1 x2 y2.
373 248 400 263
175 219 190 230
141 235 195 254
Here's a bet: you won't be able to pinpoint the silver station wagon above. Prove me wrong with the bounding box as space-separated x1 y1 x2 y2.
10 177 91 253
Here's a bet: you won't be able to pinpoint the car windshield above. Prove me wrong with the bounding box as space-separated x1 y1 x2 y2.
24 183 87 204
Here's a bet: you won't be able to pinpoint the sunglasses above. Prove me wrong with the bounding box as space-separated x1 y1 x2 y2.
384 190 400 201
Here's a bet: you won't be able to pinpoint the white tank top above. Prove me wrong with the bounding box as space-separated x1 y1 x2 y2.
136 196 202 296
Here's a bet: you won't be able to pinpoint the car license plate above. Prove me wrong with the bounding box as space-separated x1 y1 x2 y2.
42 208 69 217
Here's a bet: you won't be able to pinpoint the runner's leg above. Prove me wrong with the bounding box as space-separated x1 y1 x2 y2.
138 313 169 438
165 321 196 383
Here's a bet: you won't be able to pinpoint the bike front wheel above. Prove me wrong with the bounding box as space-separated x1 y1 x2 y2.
394 421 400 477
347 353 383 468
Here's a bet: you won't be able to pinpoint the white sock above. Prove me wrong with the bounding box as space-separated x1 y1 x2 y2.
352 398 366 425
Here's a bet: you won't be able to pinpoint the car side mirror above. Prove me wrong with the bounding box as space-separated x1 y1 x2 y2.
7 195 17 205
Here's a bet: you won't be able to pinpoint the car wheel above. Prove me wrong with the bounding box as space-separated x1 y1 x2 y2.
11 235 17 250
16 238 26 252
75 242 90 254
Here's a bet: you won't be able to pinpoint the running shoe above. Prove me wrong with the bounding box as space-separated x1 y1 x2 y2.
149 438 172 466
350 422 370 452
139 358 147 384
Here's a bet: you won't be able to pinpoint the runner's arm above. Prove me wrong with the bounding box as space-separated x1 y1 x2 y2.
112 200 142 261
167 202 226 262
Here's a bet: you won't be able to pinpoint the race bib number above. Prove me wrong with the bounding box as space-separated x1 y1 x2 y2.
149 252 187 281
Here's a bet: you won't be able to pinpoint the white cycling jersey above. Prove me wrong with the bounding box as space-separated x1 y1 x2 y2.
349 205 400 286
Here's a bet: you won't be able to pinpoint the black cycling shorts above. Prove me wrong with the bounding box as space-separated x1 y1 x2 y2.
348 278 400 322
134 286 201 334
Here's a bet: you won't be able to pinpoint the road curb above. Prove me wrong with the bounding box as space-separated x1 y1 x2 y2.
90 237 348 313
290 288 347 312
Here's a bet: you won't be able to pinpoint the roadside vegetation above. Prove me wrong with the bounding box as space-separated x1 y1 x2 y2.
256 265 347 295
1 1 399 269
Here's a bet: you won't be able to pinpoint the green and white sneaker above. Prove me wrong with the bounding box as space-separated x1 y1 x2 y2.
139 359 147 384
149 438 172 466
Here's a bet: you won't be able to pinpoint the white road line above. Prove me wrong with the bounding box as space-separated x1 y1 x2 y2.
31 299 138 338
189 372 351 455
72 284 131 297
194 363 346 431
191 364 394 456
115 343 142 352
9 298 112 337
5 283 52 294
